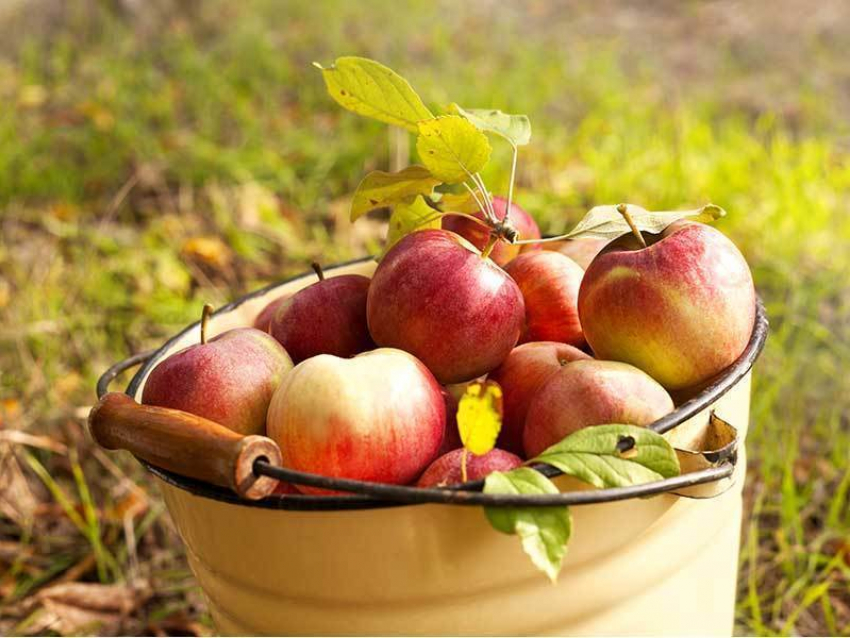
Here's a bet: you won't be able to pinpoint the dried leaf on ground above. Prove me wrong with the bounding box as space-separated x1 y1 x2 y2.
0 445 42 525
40 599 122 636
37 580 151 614
181 236 233 270
34 580 153 636
148 610 212 637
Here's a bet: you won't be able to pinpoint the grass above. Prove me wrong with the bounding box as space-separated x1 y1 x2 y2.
1 1 849 635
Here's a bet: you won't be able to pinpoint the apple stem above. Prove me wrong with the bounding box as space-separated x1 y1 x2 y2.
503 144 518 226
311 262 325 281
461 448 469 483
617 203 647 248
481 234 499 260
514 235 569 246
473 173 497 222
200 303 214 345
463 182 492 224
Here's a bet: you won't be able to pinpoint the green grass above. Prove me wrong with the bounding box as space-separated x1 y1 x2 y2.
1 1 848 635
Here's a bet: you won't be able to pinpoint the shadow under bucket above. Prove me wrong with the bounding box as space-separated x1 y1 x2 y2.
99 258 768 636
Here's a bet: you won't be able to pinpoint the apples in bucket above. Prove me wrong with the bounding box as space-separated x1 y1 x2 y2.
134 57 756 581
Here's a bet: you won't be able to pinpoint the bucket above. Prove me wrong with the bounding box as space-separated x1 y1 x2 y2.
96 258 768 636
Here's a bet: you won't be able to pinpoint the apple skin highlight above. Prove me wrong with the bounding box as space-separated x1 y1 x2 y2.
367 229 525 384
578 222 756 390
266 348 445 494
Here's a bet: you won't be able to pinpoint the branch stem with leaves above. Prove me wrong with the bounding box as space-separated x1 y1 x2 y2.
463 182 492 223
503 145 518 226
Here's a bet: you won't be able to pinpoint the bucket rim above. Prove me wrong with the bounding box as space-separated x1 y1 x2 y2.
123 255 768 511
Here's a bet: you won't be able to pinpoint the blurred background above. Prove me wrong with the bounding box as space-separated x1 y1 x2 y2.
1 0 849 635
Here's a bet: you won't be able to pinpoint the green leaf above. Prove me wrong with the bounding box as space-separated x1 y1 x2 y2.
315 57 434 132
382 196 443 257
484 468 572 583
416 116 492 183
448 103 532 146
566 203 726 241
457 381 503 456
350 166 441 222
530 424 681 489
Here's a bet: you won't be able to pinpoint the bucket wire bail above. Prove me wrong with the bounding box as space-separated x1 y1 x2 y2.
95 271 768 511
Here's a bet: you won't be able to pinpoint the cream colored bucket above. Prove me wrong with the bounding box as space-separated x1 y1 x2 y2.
101 259 767 636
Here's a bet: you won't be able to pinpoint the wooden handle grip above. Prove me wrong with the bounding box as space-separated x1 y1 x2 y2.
88 393 281 500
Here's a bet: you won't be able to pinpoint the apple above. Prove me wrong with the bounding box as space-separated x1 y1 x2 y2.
367 229 525 384
272 481 299 495
442 196 541 266
504 251 585 346
488 341 591 456
416 448 523 487
143 308 293 436
523 359 674 457
266 348 445 493
437 386 462 456
578 221 756 390
253 295 289 332
544 238 609 270
270 269 374 364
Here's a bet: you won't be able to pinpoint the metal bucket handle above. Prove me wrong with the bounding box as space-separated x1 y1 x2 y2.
96 295 767 510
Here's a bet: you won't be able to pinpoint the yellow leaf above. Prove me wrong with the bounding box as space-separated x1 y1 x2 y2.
437 191 481 214
381 196 443 258
181 236 232 269
316 57 434 132
18 84 47 108
350 166 440 222
457 381 503 456
417 116 491 184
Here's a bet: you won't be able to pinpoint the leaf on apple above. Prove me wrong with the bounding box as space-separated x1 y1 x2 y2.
565 203 727 242
530 424 681 489
433 190 482 214
484 468 572 583
457 380 503 456
417 116 492 184
315 57 434 132
448 103 532 147
350 166 441 222
382 196 443 258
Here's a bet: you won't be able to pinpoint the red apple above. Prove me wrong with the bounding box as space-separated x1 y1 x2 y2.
416 448 523 487
142 326 293 436
442 196 541 266
504 251 585 346
523 359 674 457
272 481 299 495
253 295 288 332
437 386 462 456
488 342 591 456
266 348 445 494
578 222 756 390
367 229 525 384
271 273 374 364
544 238 609 270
